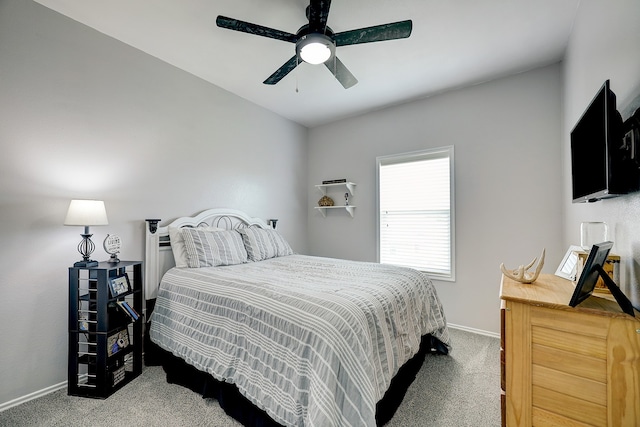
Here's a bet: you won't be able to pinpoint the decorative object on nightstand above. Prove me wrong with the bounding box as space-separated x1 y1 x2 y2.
499 248 545 284
68 261 143 398
107 273 130 297
64 200 109 267
103 234 122 263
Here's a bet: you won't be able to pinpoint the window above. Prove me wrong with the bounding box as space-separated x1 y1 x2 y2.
377 146 455 281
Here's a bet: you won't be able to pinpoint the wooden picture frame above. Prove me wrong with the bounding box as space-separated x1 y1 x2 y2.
108 273 130 298
555 245 582 281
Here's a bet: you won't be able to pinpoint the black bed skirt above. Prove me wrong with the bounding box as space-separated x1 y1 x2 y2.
145 330 448 427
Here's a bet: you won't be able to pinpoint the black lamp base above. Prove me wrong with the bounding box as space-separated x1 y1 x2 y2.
73 260 99 268
74 232 98 268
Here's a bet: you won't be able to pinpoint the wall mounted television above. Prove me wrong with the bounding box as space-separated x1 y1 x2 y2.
570 80 637 203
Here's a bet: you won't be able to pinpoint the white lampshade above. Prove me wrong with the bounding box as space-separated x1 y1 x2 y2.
64 200 109 226
297 33 334 65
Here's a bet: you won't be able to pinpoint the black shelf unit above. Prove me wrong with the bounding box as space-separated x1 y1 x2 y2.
68 261 143 398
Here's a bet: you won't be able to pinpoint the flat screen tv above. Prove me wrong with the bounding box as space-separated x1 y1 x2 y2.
571 80 629 203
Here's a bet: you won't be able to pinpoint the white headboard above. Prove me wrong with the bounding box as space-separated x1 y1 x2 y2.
144 208 270 301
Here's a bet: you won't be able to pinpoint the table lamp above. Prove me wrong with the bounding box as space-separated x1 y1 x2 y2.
64 199 109 267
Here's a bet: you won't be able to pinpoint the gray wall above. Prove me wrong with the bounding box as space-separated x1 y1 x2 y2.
562 0 640 308
307 64 564 334
0 0 307 407
4 0 639 412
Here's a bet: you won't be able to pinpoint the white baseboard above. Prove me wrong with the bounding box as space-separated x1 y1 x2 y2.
0 381 67 413
448 323 500 339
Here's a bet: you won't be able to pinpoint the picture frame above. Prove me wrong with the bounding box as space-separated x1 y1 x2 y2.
555 245 582 281
569 242 613 307
107 328 130 357
567 241 635 316
108 273 130 298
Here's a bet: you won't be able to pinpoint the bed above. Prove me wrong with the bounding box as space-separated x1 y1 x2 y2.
144 208 450 427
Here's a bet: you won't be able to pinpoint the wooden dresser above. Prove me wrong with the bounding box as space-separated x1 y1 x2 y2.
500 273 640 426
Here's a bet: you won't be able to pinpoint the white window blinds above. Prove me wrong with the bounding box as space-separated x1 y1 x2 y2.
377 146 455 281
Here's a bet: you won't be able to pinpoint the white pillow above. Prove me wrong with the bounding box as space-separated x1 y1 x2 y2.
168 225 223 268
237 227 293 261
181 228 248 268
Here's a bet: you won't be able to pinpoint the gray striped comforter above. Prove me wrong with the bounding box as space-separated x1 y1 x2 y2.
150 255 450 427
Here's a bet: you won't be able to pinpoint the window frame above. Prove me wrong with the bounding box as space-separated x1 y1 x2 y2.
376 146 456 281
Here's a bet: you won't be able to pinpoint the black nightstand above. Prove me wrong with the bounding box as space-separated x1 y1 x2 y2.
68 261 143 398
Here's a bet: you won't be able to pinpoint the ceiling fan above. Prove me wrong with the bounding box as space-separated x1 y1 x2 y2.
216 0 412 89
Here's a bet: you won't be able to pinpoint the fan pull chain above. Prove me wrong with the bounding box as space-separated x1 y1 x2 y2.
295 56 299 93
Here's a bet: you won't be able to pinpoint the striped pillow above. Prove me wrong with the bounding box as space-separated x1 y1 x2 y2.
181 228 248 268
237 227 293 261
169 226 224 268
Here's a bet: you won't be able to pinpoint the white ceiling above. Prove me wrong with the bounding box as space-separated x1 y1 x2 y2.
34 0 581 128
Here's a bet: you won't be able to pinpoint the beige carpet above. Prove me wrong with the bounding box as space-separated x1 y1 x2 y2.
0 328 500 426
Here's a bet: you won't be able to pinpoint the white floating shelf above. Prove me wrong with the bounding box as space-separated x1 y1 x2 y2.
314 206 356 218
315 182 356 197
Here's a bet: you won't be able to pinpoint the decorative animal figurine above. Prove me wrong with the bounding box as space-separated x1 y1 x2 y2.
500 248 545 284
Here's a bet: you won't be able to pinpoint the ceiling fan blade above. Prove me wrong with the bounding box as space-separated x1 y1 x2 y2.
216 16 297 43
263 56 299 85
307 0 331 32
325 57 358 89
334 20 412 46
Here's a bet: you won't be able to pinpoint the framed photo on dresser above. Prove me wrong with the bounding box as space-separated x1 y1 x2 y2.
555 245 582 281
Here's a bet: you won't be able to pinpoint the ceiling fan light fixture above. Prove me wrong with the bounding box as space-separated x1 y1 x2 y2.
297 33 334 65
